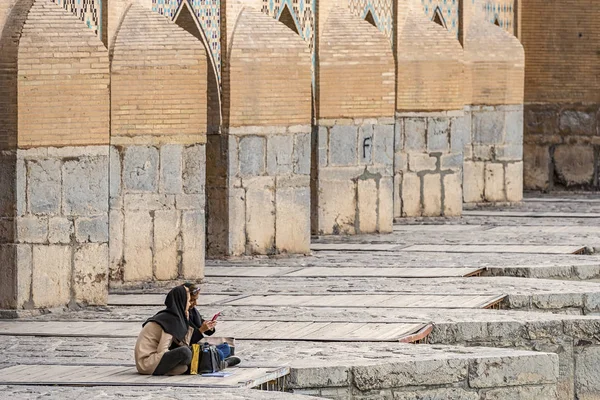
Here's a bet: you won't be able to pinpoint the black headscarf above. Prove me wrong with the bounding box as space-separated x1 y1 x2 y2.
143 286 190 342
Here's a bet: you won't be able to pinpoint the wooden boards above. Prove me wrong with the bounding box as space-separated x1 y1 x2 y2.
401 245 586 254
0 364 289 389
0 320 427 342
463 210 600 218
310 243 402 252
108 294 238 306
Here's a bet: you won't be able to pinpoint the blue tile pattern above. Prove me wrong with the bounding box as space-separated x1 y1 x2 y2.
52 0 102 38
421 0 459 37
348 0 393 41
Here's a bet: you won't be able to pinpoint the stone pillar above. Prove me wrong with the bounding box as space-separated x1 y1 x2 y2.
110 4 208 284
0 0 110 309
314 119 394 235
461 0 524 205
313 6 395 235
394 111 467 217
216 7 312 255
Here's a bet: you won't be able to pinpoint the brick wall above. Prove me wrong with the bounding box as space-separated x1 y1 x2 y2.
17 0 109 148
223 7 311 127
111 3 208 143
396 0 464 112
318 7 395 119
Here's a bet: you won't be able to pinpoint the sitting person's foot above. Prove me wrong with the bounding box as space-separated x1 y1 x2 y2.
223 356 241 368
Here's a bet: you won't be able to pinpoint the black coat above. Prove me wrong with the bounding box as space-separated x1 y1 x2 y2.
189 307 215 344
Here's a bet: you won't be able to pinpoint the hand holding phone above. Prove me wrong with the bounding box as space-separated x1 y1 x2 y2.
211 311 222 321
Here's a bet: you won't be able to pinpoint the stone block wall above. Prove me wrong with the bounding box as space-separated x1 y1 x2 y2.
313 119 394 235
221 127 311 256
0 147 109 309
394 111 466 218
463 105 524 204
109 144 205 284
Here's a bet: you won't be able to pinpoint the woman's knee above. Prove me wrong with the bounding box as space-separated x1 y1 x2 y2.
180 346 193 364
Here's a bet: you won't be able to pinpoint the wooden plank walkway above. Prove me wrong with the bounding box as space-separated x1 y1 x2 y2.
310 243 403 252
463 210 600 218
205 267 298 277
284 267 483 278
108 294 239 307
393 225 487 232
0 320 427 342
400 244 585 254
0 364 289 388
223 294 506 309
487 226 600 234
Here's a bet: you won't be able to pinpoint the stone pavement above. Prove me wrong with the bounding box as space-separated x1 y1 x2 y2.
3 194 600 399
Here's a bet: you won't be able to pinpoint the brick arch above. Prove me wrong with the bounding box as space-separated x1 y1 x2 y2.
396 0 463 111
318 7 394 119
110 2 208 140
173 0 221 132
223 7 311 127
462 1 524 106
17 0 110 148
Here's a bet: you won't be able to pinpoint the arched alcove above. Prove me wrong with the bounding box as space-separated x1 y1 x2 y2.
364 10 377 27
278 4 300 34
432 6 447 29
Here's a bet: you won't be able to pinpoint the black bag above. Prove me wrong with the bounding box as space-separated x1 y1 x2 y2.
190 342 223 374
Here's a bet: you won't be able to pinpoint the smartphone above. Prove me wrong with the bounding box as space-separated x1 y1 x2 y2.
211 311 222 321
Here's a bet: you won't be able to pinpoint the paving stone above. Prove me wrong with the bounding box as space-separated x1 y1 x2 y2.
160 144 183 194
239 136 266 177
123 146 158 192
329 126 358 166
28 159 61 215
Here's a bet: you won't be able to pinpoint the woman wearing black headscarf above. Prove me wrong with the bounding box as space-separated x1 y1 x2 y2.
134 285 193 375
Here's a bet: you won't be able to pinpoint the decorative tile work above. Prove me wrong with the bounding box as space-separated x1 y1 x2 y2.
483 0 515 35
348 0 394 41
262 0 314 49
421 0 459 37
152 0 221 81
51 0 102 38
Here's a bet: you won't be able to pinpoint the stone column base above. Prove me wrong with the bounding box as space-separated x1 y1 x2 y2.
394 110 467 218
313 118 394 235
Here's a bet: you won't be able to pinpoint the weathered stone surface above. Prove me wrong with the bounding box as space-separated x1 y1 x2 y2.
427 118 450 152
245 177 275 254
109 146 121 198
28 159 61 215
574 345 600 398
408 153 436 172
294 133 311 175
423 174 442 216
357 179 378 233
63 156 109 216
394 152 407 173
473 111 505 145
17 217 48 244
16 245 32 308
318 127 328 167
504 110 524 145
401 173 420 217
329 126 358 166
32 245 71 308
495 145 523 161
153 210 179 280
505 162 523 203
275 187 310 253
123 146 158 192
373 125 394 165
353 359 468 390
160 144 183 194
48 217 72 244
239 136 265 177
183 144 206 194
393 388 478 400
0 245 16 309
181 210 205 279
124 194 175 211
123 211 153 282
109 210 123 280
523 144 550 190
0 154 16 218
75 216 109 243
73 243 108 305
440 153 463 171
318 180 356 235
443 173 462 216
553 145 594 186
359 124 374 165
288 366 349 389
228 188 246 256
463 162 484 203
378 177 393 233
469 353 558 388
484 163 505 202
267 135 293 176
559 109 596 136
479 385 558 400
451 114 471 154
404 119 426 151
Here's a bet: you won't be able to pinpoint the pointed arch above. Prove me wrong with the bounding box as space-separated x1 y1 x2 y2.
278 4 300 35
493 16 501 27
432 6 447 29
174 0 222 131
364 10 377 27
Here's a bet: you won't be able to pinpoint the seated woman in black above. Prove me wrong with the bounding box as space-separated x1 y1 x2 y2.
134 285 193 375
